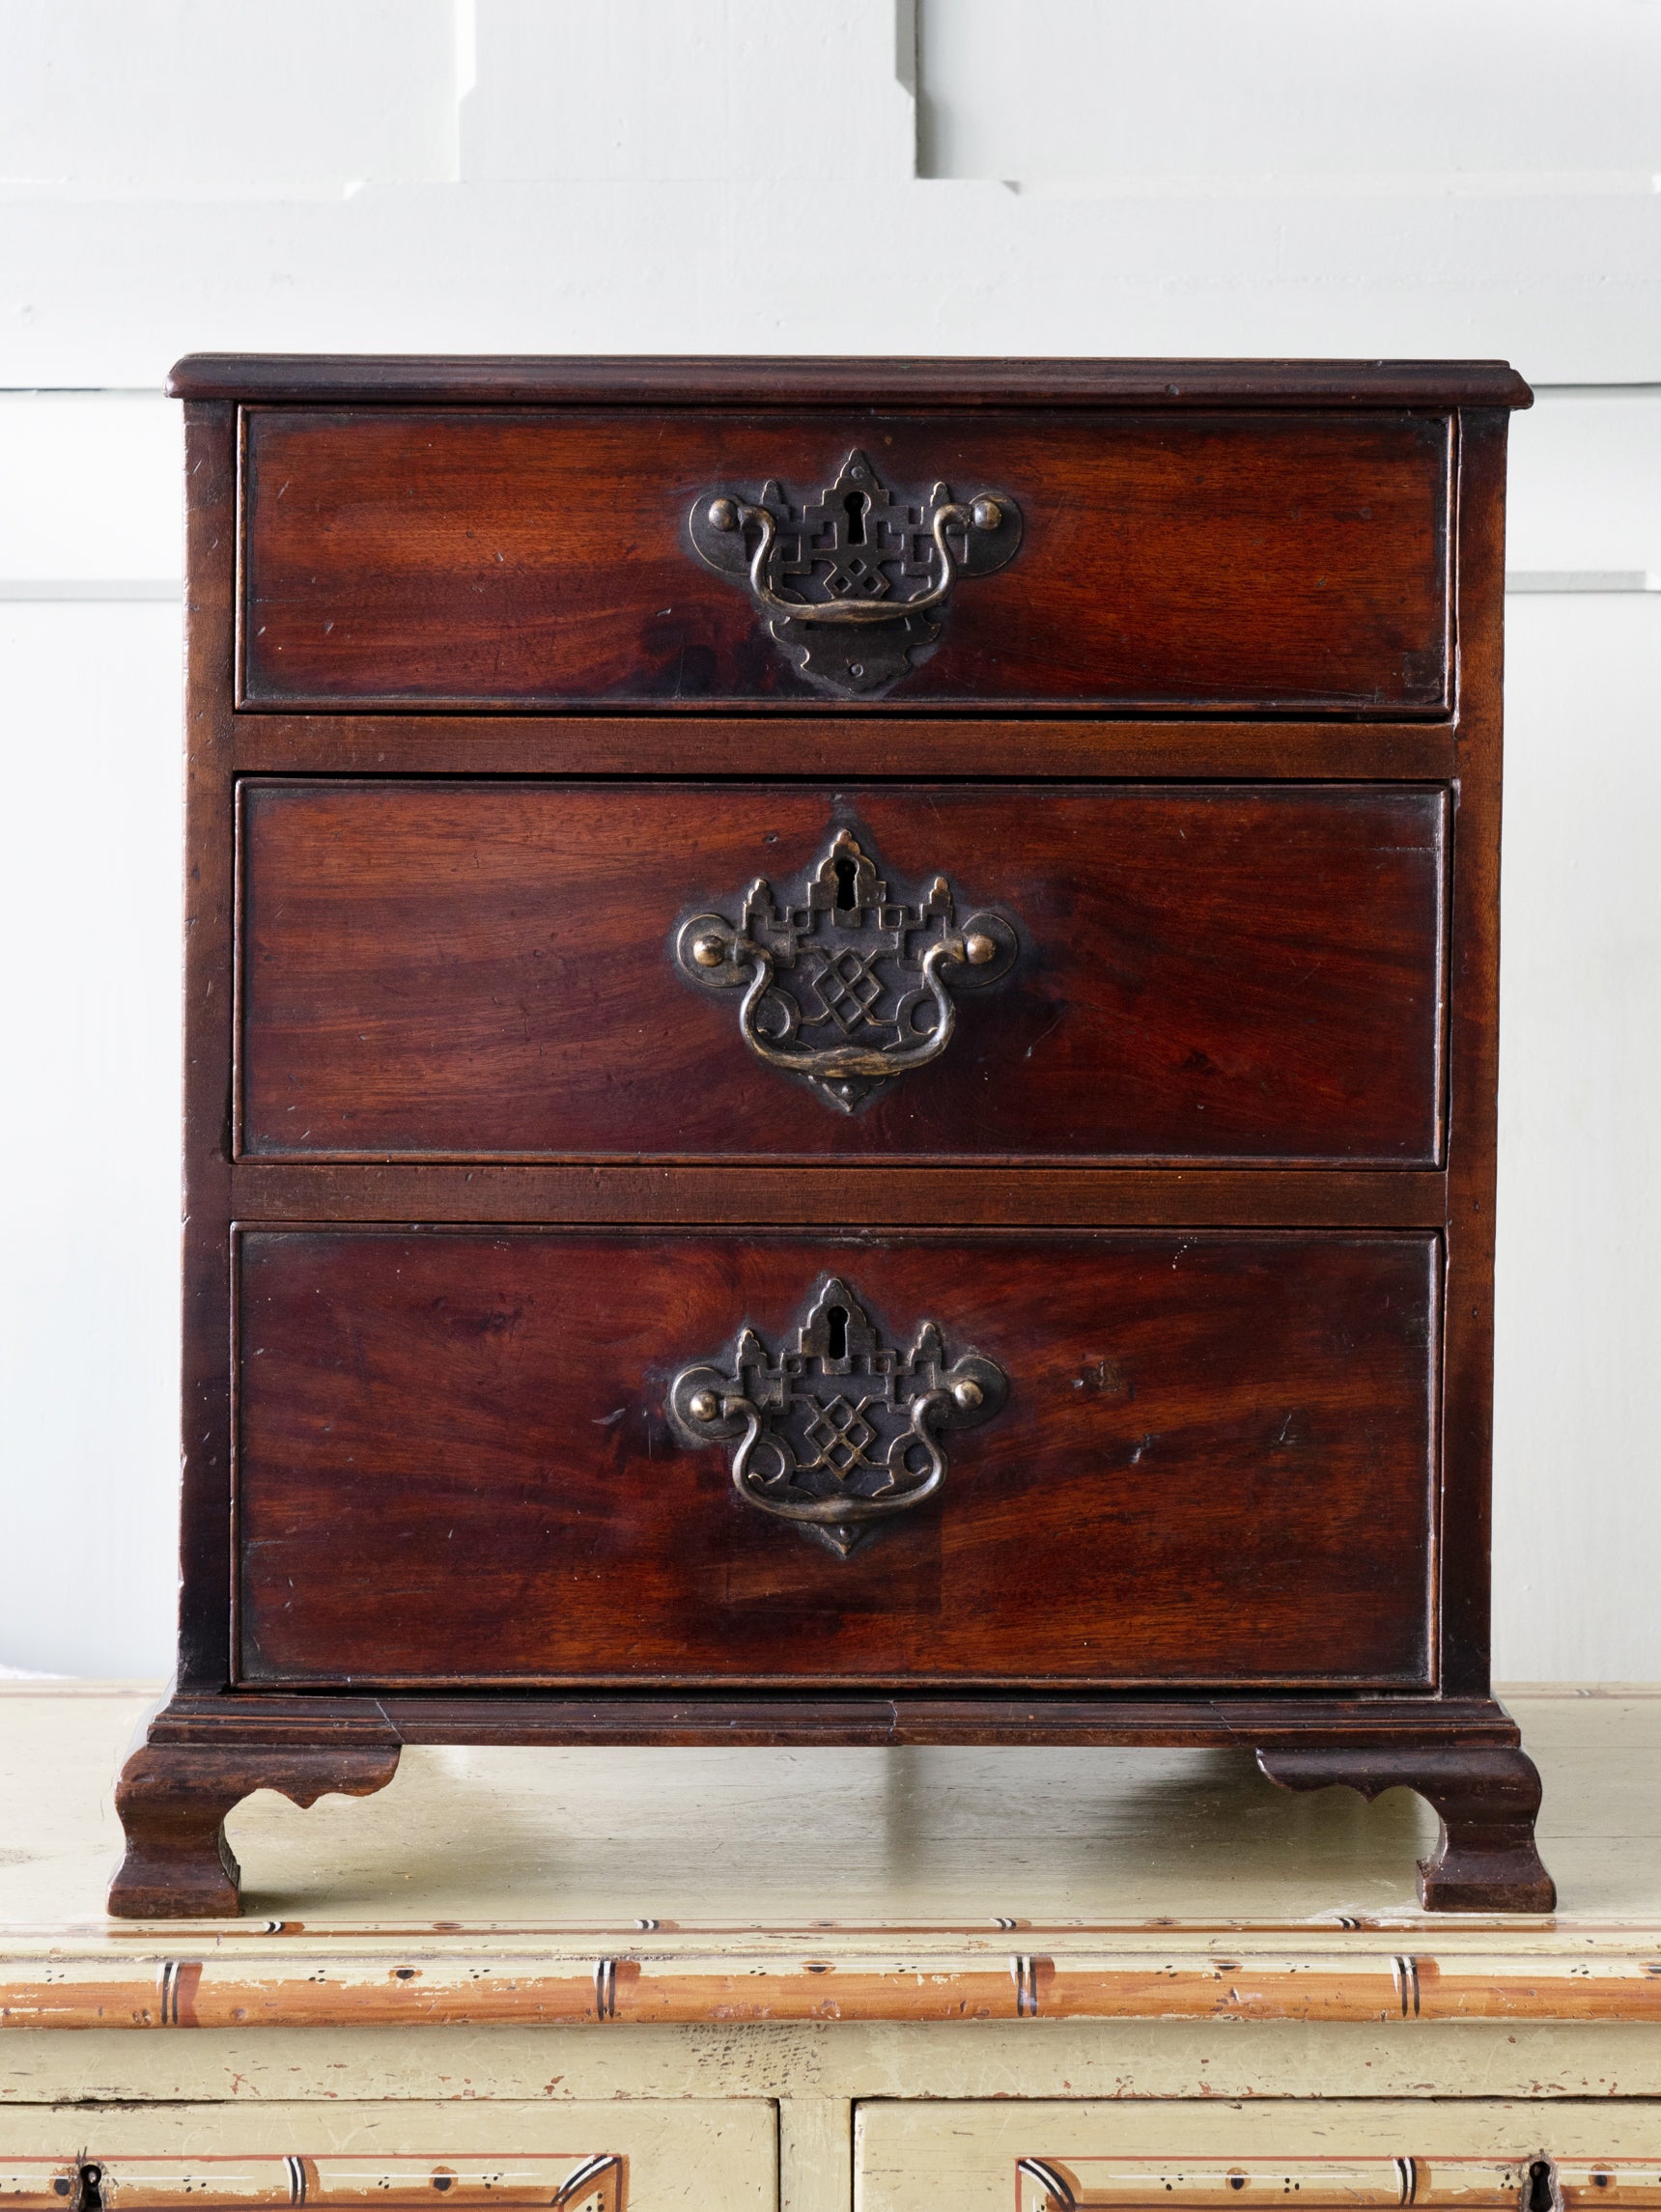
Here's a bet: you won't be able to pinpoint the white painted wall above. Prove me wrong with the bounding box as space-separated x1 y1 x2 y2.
1 2 1657 1680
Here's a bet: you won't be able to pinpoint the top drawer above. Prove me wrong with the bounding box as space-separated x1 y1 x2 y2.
238 406 1452 714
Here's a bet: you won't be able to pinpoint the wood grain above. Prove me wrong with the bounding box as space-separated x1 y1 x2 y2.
108 1742 401 1921
232 1226 1439 1690
1259 1744 1553 1913
178 402 239 1692
237 781 1449 1166
145 1689 1523 1750
229 714 1461 783
239 407 1451 712
141 355 1544 1919
227 1164 1450 1227
169 353 1534 409
1436 411 1509 1696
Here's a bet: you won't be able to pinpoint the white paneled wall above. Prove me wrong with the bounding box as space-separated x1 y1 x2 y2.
1497 595 1661 1681
461 3 915 183
2 4 457 198
5 0 1661 378
0 395 180 590
921 2 1661 181
915 0 1661 375
1507 390 1661 584
0 602 183 1680
1 2 1658 1678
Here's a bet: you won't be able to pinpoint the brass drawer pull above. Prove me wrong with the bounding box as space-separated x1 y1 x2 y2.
668 1276 1008 1557
673 826 1018 1113
689 447 1022 694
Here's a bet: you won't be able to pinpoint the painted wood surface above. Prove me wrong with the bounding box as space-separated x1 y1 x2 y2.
857 2105 1661 2212
0 2153 625 2212
3 1690 1658 2030
1008 2158 1661 2212
0 2105 774 2211
5 2021 1661 2116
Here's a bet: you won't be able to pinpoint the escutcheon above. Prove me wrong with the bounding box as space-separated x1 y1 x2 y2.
672 825 1019 1112
687 446 1023 695
667 1276 1008 1557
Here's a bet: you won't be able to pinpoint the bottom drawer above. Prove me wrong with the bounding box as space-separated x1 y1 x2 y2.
0 2102 775 2212
853 2103 1661 2212
235 1226 1437 1691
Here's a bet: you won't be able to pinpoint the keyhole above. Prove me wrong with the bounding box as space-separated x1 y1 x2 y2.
844 490 869 545
833 854 859 911
1526 2167 1559 2212
74 2169 103 2212
826 1304 849 1360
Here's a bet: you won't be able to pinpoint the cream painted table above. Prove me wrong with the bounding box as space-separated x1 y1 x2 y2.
2 1687 1659 2212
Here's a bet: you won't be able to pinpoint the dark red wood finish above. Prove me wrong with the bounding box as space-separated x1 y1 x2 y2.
230 714 1459 781
111 358 1550 1922
174 355 1534 407
176 399 239 1695
110 1741 401 1919
238 780 1448 1165
1257 1746 1553 1912
239 406 1450 712
234 1226 1438 1689
228 1162 1448 1227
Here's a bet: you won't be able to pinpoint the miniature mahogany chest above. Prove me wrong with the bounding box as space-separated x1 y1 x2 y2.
112 353 1553 1917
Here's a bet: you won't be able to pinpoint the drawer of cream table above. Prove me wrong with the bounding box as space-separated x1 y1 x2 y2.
232 1225 1436 1692
236 779 1448 1165
237 405 1450 713
0 2103 775 2211
854 2103 1661 2212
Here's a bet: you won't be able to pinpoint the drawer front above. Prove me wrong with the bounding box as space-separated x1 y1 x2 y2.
0 2103 775 2211
855 2104 1661 2212
238 780 1447 1165
234 1227 1437 1690
239 406 1450 712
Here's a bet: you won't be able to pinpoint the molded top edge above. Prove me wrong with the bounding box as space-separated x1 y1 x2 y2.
165 353 1534 409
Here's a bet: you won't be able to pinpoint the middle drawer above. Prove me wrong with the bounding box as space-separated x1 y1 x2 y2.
238 779 1447 1164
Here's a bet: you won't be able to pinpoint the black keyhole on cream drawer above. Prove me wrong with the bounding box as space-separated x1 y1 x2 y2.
1527 2166 1562 2212
826 1304 849 1360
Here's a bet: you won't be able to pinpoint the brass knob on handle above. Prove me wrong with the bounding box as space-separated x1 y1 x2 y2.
690 933 727 969
961 931 998 966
